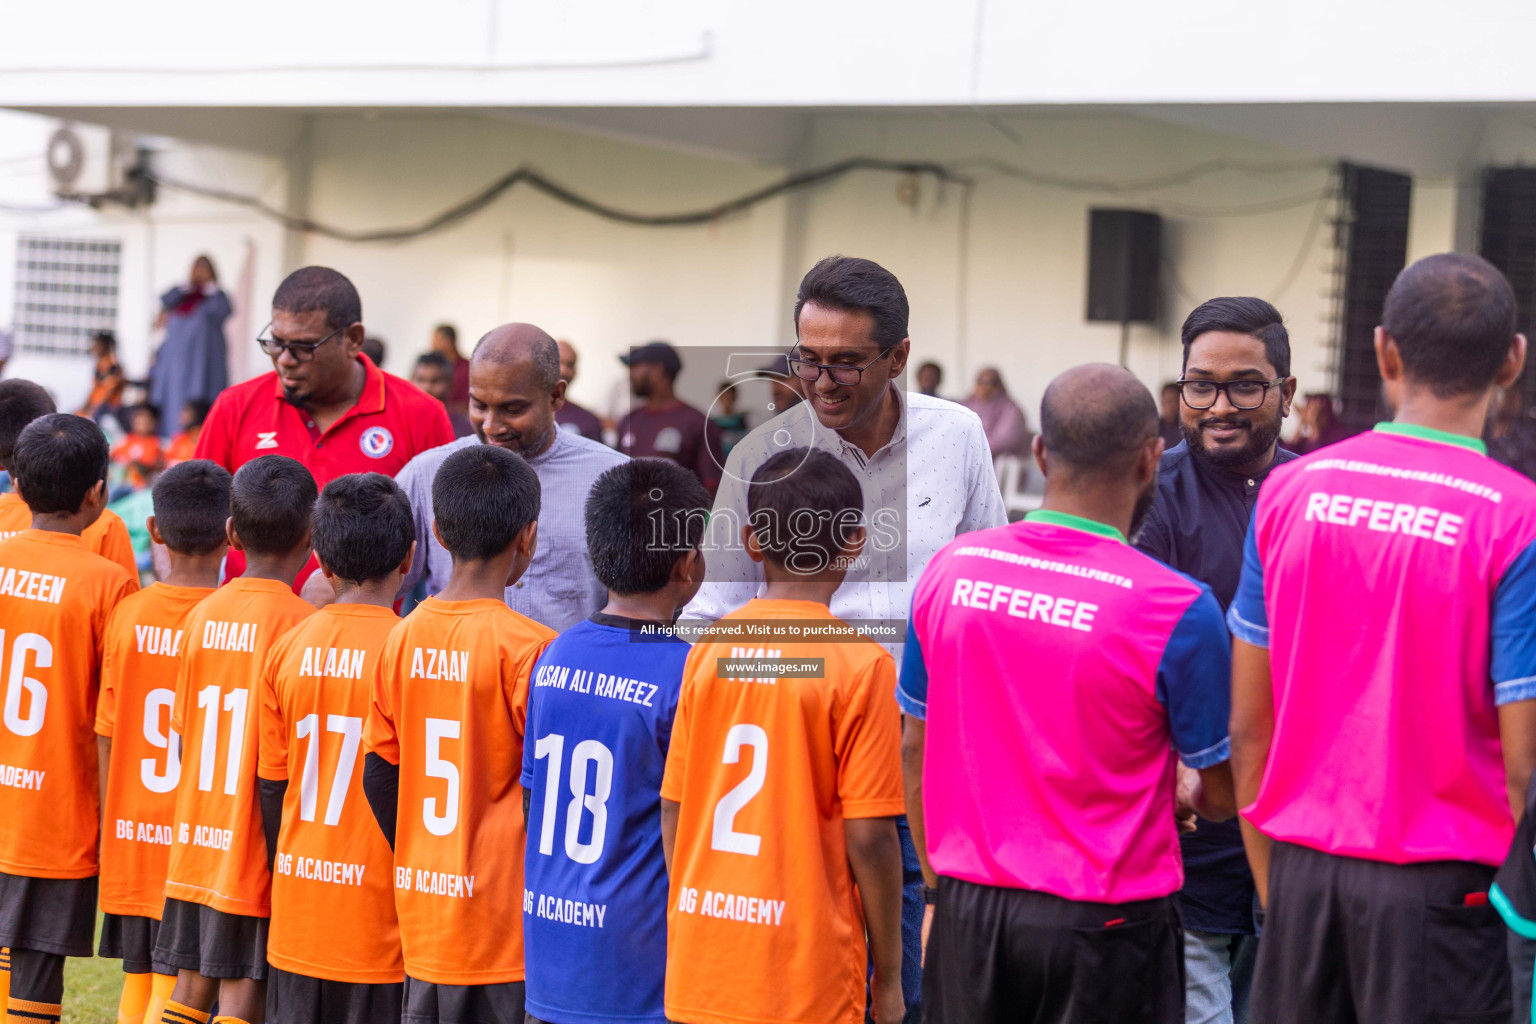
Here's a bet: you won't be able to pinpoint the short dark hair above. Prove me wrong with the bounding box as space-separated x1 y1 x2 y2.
1382 253 1518 398
585 460 711 595
435 324 458 345
0 379 57 467
12 414 108 515
794 256 910 352
746 448 863 573
90 330 117 354
272 266 362 332
1039 368 1158 476
362 336 386 367
1180 296 1291 379
230 455 318 557
152 460 233 555
184 398 212 429
130 403 160 427
432 445 541 562
416 351 451 371
312 473 414 585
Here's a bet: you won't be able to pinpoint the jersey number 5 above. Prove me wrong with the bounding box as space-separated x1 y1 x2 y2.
711 724 768 856
0 629 50 737
423 718 460 837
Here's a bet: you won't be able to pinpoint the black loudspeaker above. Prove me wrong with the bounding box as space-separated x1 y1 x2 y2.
1086 209 1161 323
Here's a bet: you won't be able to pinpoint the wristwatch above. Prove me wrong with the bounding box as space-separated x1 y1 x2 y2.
923 885 939 905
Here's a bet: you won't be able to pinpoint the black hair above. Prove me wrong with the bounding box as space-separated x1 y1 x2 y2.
1382 253 1518 398
432 445 541 562
746 448 864 573
794 256 910 352
416 351 451 371
435 323 458 345
1180 296 1291 379
1039 369 1158 476
152 460 232 555
11 414 108 515
130 403 161 427
312 473 414 585
918 360 943 378
0 378 57 467
272 266 362 332
184 398 212 429
362 336 386 367
230 455 318 556
585 459 711 595
90 330 117 354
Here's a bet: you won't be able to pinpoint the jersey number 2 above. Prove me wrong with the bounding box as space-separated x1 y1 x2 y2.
711 724 768 856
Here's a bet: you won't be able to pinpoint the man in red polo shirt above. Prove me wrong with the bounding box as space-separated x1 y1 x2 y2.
196 265 453 589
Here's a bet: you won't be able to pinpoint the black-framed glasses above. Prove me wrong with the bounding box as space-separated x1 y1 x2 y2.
788 348 892 387
256 322 347 363
1178 377 1287 411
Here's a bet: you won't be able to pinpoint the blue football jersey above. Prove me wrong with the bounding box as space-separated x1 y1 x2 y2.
521 613 688 1024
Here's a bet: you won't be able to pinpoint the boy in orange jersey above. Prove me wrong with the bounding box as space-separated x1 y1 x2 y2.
0 378 139 579
0 414 138 1024
256 474 415 1024
97 460 233 1024
153 455 318 1024
364 444 555 1024
661 449 906 1024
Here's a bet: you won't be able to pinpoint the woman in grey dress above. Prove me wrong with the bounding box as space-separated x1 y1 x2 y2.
149 254 231 436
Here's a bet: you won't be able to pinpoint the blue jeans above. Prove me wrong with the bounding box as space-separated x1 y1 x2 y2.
867 816 925 1024
1183 929 1257 1024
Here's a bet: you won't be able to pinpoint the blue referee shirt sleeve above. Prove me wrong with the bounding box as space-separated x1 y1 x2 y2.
1494 538 1536 706
1226 516 1270 648
896 618 929 721
1157 587 1232 769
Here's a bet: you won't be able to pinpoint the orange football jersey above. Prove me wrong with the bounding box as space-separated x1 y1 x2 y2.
96 583 213 916
258 603 405 984
364 597 556 985
661 599 904 1024
164 577 314 916
0 530 136 878
0 491 139 582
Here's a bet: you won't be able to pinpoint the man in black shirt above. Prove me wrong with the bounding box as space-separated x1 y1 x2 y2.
1136 296 1297 1024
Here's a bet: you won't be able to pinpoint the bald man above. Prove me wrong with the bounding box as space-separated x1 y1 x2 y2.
901 364 1237 1024
553 339 604 442
394 323 627 630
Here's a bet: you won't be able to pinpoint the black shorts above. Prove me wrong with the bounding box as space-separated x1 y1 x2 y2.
152 897 269 980
923 875 1183 1024
403 976 525 1024
1250 842 1511 1024
0 871 97 957
266 965 404 1024
98 913 177 975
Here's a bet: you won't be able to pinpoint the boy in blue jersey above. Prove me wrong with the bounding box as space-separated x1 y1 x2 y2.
521 459 711 1024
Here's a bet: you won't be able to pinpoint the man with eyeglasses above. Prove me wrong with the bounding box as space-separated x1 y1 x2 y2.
683 255 1006 1024
1134 296 1296 1024
194 266 453 589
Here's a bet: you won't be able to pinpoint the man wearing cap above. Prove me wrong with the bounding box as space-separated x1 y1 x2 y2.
616 340 725 492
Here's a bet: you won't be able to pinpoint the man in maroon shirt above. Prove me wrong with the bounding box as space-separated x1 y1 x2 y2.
553 339 604 442
615 340 724 492
195 265 453 590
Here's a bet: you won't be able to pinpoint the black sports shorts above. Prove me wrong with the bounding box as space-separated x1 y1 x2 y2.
0 871 97 957
266 965 404 1024
923 875 1183 1024
403 976 525 1024
1249 841 1511 1024
99 912 177 975
152 897 269 980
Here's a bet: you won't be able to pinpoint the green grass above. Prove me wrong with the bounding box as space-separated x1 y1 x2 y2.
61 949 119 1024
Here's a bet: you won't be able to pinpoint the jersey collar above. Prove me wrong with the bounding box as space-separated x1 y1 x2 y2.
1023 508 1126 543
1373 421 1487 455
269 355 388 416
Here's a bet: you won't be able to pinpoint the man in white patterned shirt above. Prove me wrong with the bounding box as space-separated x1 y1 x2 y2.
682 256 1006 1024
395 322 626 631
